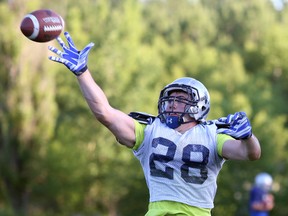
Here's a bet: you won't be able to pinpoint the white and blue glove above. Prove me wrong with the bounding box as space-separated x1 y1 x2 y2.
215 111 252 139
48 32 94 76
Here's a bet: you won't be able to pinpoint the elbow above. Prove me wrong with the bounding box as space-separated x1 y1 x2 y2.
246 135 261 161
248 149 261 161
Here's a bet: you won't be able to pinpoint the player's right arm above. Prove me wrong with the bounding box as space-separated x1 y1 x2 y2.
48 32 136 148
77 70 136 148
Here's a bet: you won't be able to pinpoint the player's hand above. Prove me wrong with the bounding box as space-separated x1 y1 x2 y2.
215 111 252 139
48 32 95 76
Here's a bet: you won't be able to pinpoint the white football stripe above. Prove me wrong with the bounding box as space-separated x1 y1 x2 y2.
24 14 40 39
44 25 63 32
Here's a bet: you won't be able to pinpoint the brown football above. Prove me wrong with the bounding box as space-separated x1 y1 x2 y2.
20 9 64 43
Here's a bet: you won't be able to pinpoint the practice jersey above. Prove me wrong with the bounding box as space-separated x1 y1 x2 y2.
249 186 271 216
133 118 225 209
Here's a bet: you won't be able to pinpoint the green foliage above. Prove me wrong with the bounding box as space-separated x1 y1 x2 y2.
0 0 288 215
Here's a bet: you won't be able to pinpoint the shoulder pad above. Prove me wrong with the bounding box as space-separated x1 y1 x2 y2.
128 111 156 125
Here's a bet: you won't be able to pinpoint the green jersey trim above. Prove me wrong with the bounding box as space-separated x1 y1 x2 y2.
216 133 234 157
133 120 146 150
145 201 211 216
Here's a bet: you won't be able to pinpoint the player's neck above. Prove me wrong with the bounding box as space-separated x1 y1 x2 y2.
176 121 197 134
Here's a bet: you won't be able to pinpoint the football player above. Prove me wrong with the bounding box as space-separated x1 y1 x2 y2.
48 32 261 216
249 173 274 216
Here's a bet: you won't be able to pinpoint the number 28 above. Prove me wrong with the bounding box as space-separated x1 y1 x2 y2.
149 137 209 184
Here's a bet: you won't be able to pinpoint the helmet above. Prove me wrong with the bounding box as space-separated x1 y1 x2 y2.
255 173 273 191
158 77 210 128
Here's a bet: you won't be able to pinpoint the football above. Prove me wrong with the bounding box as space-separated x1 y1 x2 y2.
20 9 64 43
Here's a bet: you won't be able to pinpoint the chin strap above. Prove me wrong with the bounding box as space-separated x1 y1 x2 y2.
166 116 181 129
165 114 197 129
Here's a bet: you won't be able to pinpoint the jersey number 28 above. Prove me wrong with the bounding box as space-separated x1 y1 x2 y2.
149 137 209 184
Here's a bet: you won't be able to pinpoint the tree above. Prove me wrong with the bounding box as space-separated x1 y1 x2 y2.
0 1 58 215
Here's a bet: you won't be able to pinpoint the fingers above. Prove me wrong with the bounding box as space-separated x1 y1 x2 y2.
238 111 247 117
48 42 65 64
48 46 63 56
226 114 234 123
232 113 241 122
215 117 230 129
86 42 95 49
233 111 247 120
48 56 65 64
233 112 250 126
82 42 95 53
64 32 77 49
217 117 227 123
47 31 92 75
56 36 66 49
217 114 234 123
216 112 252 139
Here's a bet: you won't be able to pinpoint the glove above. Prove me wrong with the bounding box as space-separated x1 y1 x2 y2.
215 111 252 139
215 114 234 128
48 32 95 76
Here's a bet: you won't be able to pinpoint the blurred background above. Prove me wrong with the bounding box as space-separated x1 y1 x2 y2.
1 0 288 215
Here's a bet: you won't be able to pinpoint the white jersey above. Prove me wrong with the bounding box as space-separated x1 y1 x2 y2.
133 118 225 209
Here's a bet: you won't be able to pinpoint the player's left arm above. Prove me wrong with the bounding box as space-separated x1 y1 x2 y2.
221 134 261 160
216 112 261 160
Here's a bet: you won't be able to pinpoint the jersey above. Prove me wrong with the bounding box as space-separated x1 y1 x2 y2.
133 118 225 209
249 186 271 216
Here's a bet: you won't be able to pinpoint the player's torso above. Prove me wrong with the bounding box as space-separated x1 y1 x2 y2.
134 119 225 208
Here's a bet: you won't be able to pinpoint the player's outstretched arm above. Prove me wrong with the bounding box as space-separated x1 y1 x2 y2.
216 112 261 160
48 32 136 148
77 70 136 148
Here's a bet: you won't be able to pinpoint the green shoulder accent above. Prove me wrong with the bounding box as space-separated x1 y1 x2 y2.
133 120 147 150
217 134 234 157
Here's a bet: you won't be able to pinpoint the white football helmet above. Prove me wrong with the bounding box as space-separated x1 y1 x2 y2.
255 173 273 191
158 77 210 128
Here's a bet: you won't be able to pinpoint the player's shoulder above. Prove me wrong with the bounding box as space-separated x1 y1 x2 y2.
198 120 219 137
